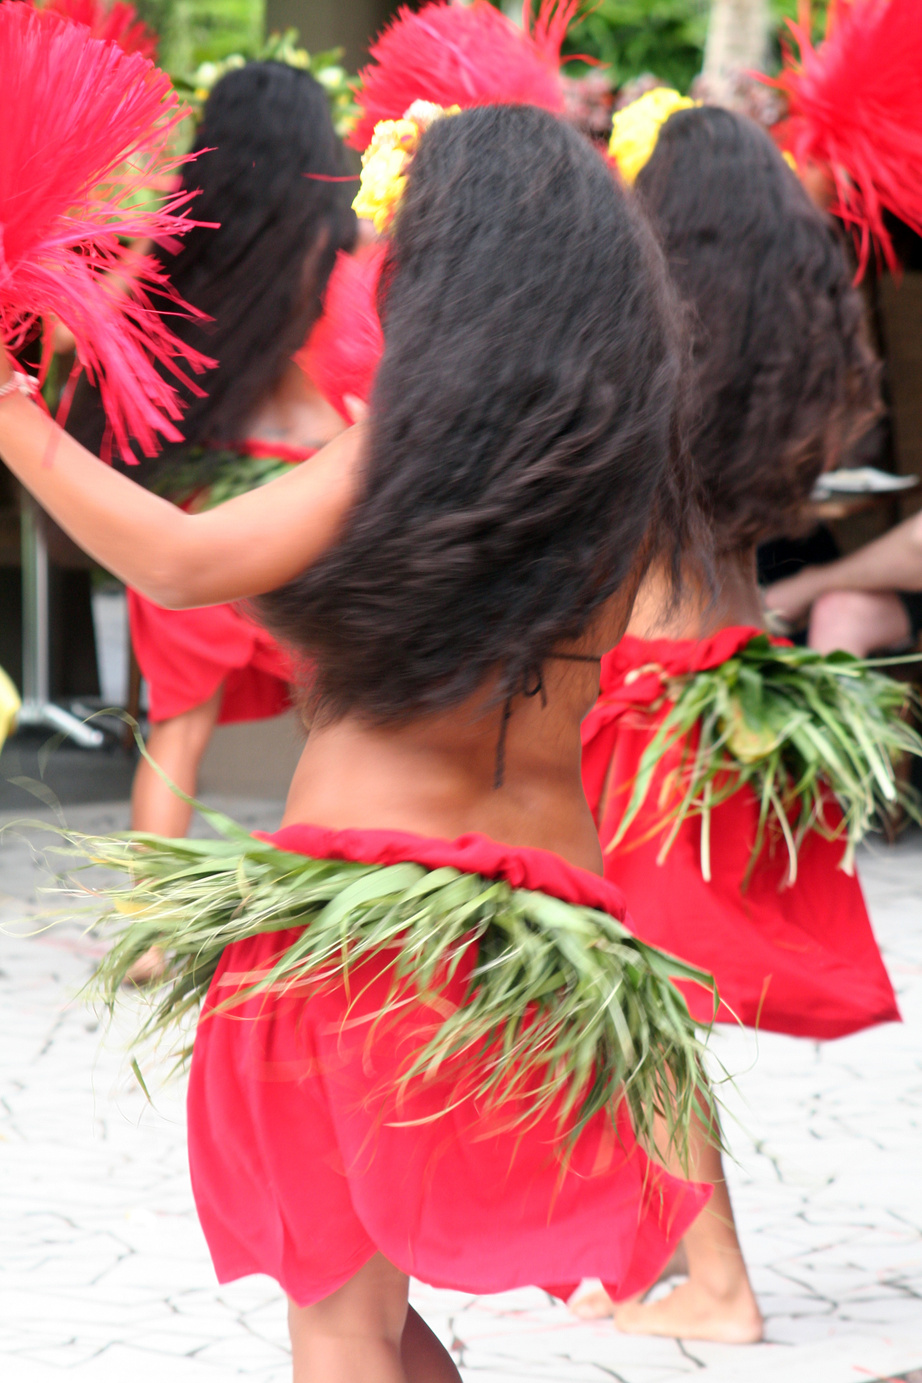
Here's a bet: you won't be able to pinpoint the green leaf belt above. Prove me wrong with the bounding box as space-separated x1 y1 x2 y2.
56 807 716 1155
148 448 298 511
612 635 922 884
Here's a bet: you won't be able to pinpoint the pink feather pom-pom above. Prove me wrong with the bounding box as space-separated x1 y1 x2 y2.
297 246 385 423
767 0 922 276
41 0 159 59
0 3 211 457
349 0 576 151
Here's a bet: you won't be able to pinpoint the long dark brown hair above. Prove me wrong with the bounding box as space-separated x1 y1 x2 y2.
637 104 880 553
67 60 356 461
259 104 690 723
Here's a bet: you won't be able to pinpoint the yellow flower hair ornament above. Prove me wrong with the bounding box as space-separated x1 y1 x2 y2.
353 100 460 234
609 88 697 186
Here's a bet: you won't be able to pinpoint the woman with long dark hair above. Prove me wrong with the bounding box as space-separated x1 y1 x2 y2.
68 59 356 842
1 105 712 1382
579 103 896 1342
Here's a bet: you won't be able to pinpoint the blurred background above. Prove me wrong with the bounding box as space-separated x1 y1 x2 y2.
137 0 829 94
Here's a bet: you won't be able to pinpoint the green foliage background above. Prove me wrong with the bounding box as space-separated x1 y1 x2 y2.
560 0 831 92
134 0 264 75
133 0 833 94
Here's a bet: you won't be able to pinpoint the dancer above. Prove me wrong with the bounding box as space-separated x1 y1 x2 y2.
74 0 582 849
575 99 910 1343
2 91 719 1381
67 59 357 842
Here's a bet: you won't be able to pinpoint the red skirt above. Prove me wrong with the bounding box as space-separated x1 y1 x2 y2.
127 590 295 724
187 824 710 1307
127 439 313 725
581 627 900 1040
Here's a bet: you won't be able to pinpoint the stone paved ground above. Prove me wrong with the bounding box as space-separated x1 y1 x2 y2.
1 797 920 1383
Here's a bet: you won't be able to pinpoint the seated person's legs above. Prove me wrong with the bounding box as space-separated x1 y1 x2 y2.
809 590 911 657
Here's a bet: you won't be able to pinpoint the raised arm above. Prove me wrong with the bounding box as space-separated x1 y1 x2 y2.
0 369 363 610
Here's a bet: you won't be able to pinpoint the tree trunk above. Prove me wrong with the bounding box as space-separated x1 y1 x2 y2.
702 0 770 101
264 0 396 70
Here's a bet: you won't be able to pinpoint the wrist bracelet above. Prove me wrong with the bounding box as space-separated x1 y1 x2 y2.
0 371 39 402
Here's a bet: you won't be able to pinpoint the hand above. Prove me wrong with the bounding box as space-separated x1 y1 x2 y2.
342 394 369 425
763 570 819 627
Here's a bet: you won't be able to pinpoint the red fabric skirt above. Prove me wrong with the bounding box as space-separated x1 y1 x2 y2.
581 627 900 1040
127 440 313 725
127 590 296 725
187 824 710 1307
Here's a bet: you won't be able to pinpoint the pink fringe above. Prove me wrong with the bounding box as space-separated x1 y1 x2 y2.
349 0 572 152
766 0 922 276
0 4 211 457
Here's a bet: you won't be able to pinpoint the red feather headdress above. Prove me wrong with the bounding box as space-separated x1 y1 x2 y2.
297 245 385 424
348 0 578 151
0 3 209 457
40 0 158 59
767 0 922 275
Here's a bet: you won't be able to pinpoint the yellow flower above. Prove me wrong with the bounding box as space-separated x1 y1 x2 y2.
609 88 697 185
353 117 420 232
404 99 460 129
0 664 20 756
353 103 461 234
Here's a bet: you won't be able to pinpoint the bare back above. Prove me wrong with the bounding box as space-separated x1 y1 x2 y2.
283 597 637 874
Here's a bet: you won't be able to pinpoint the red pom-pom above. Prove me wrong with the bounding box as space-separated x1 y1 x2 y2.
41 0 158 59
298 246 385 422
0 3 211 457
767 0 922 275
349 0 576 151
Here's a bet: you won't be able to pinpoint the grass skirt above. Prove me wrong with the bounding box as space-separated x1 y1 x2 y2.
183 824 710 1305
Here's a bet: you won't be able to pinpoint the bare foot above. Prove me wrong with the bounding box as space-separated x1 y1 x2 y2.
124 946 166 986
570 1287 614 1320
569 1244 690 1320
615 1277 763 1344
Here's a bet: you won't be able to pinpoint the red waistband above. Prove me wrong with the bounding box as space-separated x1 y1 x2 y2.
258 823 628 921
237 438 317 463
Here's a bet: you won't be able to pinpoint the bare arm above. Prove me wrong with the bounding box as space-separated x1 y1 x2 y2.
765 509 922 624
0 383 363 610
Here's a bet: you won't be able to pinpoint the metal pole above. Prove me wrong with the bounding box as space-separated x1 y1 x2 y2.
18 489 105 748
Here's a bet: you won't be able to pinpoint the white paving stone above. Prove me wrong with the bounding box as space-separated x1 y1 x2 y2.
0 801 920 1381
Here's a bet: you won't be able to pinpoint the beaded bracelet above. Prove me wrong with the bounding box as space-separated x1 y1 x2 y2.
0 371 39 402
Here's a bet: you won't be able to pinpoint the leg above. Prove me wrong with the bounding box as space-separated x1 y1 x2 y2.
130 684 224 836
126 686 223 984
289 1254 461 1383
613 1098 762 1343
809 590 910 657
401 1307 461 1382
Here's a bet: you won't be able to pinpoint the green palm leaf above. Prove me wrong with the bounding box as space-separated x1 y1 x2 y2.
46 821 717 1162
614 636 922 882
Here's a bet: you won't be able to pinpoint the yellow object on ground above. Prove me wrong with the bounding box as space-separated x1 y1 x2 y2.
0 664 21 754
